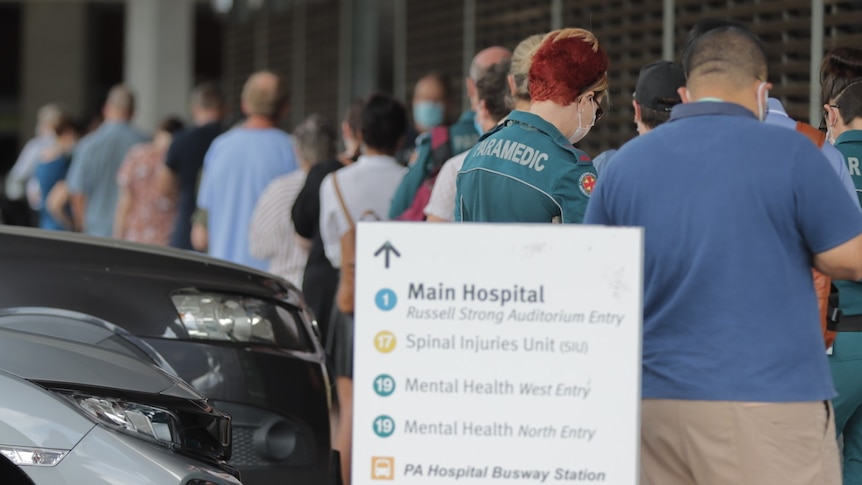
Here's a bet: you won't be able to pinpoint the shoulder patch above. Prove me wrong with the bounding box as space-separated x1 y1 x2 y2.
578 172 597 197
579 154 592 162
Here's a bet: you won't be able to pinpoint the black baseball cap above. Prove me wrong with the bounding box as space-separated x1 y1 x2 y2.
634 60 686 112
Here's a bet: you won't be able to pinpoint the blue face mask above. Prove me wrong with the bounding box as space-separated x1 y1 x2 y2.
413 101 444 129
474 114 483 135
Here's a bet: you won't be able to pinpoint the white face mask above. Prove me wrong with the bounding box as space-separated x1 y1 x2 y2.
569 99 596 144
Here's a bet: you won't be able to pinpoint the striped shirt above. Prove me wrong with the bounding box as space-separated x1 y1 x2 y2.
249 170 309 288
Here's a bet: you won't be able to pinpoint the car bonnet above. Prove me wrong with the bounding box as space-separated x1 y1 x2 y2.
0 328 204 400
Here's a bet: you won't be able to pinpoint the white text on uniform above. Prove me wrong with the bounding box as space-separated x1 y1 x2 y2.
474 138 548 172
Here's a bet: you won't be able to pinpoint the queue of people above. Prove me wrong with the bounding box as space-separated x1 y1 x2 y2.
7 18 862 485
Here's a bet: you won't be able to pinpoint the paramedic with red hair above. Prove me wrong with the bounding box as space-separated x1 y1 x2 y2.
454 28 607 223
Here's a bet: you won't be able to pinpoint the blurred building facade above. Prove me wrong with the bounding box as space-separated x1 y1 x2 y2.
220 0 862 155
0 0 222 178
1 0 861 176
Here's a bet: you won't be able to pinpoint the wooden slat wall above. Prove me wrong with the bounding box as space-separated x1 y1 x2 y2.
223 16 255 120
218 1 862 150
267 11 293 130
222 1 341 130
305 0 341 125
674 0 813 125
826 1 862 50
475 0 551 53
405 0 465 111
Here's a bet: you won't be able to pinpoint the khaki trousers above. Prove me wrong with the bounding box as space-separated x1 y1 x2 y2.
641 399 840 485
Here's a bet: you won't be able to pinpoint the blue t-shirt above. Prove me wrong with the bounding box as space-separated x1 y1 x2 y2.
584 101 862 402
197 127 298 270
66 122 148 237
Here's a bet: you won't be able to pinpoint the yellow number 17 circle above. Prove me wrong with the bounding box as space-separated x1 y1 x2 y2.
374 331 397 353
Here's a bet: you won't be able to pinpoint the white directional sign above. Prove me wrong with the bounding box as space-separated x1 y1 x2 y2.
353 222 643 485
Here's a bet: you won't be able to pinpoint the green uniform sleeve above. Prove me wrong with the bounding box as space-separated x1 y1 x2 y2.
555 164 596 224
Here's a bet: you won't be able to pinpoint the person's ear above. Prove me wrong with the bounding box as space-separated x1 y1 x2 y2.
577 90 596 111
476 100 490 131
824 104 837 127
478 99 488 116
678 87 691 104
507 75 517 97
632 100 642 123
466 78 478 109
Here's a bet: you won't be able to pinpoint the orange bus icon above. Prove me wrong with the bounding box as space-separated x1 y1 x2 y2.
372 456 394 480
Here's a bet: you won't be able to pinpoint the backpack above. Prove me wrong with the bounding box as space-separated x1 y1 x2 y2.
795 121 840 349
390 115 479 220
395 127 452 221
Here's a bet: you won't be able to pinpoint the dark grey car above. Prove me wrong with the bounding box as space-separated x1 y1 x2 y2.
0 226 333 485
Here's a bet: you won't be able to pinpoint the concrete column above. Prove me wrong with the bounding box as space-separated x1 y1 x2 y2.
291 3 307 126
337 0 354 119
20 1 88 142
124 0 194 133
393 0 407 102
351 0 380 100
462 0 476 112
810 0 824 125
550 0 562 31
662 0 675 61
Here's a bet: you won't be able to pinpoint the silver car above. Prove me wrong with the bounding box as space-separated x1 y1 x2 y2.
0 321 242 485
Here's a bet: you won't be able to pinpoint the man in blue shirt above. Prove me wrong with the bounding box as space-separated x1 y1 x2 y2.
196 71 297 270
67 85 148 237
585 26 862 485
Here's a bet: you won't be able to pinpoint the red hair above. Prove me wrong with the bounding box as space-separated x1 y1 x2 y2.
529 29 609 105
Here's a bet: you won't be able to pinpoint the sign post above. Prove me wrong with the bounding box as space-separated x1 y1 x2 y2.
352 223 643 484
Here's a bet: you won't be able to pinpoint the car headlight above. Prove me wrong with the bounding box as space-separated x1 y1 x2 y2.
170 290 314 351
54 390 232 465
67 394 179 447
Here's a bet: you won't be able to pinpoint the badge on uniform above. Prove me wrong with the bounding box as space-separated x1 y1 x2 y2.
579 172 597 197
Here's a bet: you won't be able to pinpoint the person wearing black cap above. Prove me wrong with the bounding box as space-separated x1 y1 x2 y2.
593 60 685 174
633 60 687 134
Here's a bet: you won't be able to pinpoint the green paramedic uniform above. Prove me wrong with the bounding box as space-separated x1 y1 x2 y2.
830 129 862 485
454 110 596 223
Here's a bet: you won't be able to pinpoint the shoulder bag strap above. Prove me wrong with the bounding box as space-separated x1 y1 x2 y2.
332 173 355 230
